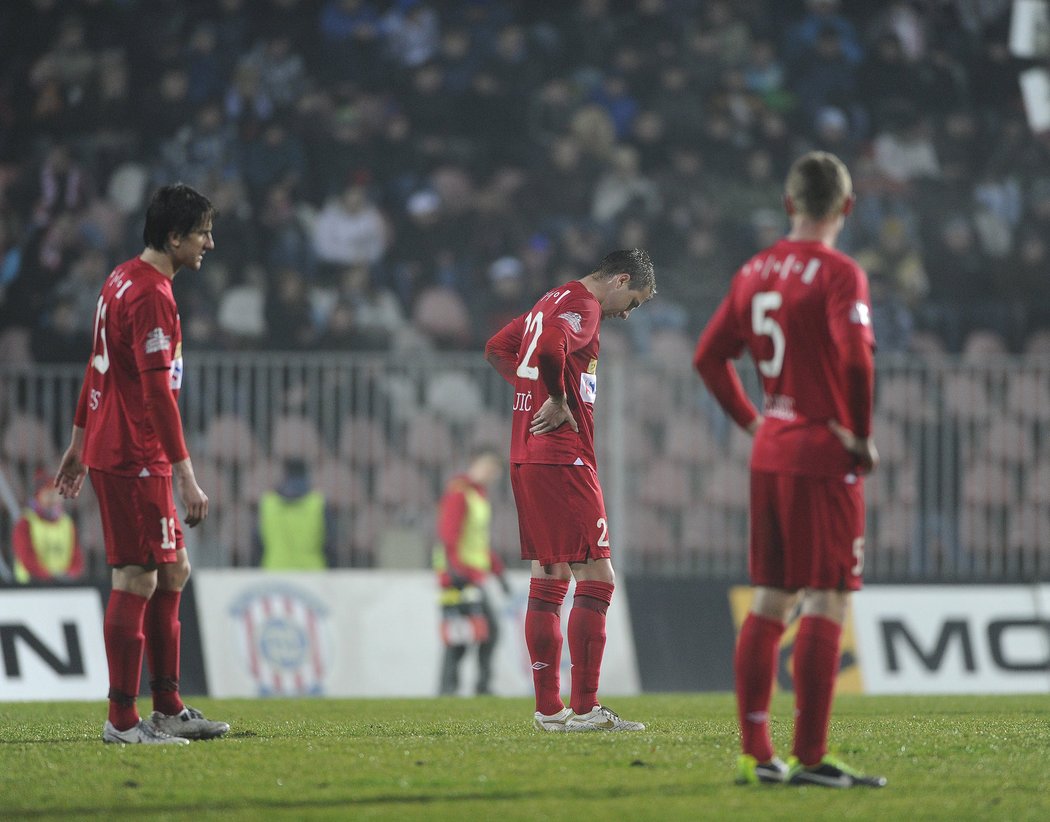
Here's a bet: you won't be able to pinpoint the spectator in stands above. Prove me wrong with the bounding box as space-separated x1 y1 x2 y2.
12 469 84 583
252 458 335 569
311 179 389 282
433 446 508 696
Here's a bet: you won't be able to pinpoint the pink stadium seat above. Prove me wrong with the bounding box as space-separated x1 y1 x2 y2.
1005 371 1050 423
638 461 692 510
978 416 1034 466
201 414 260 465
404 413 455 468
0 327 31 365
467 411 509 452
961 459 1013 507
270 414 324 460
647 328 695 365
338 416 388 466
237 457 280 505
1 413 57 466
375 458 434 507
701 461 749 510
411 287 471 348
314 460 365 510
941 372 996 422
661 415 719 465
961 329 1008 363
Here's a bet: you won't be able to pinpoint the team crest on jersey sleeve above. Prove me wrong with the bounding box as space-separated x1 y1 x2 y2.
557 311 583 333
144 327 171 354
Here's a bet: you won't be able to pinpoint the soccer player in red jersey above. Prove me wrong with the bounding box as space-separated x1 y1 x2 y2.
694 152 885 787
55 184 229 745
485 248 655 732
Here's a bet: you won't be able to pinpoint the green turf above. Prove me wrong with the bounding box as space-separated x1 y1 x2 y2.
1 694 1047 820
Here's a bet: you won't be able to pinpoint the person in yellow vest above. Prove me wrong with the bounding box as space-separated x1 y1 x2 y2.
434 446 510 696
252 458 335 569
13 469 84 583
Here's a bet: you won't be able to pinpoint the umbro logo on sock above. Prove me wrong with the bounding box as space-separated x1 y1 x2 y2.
531 662 549 670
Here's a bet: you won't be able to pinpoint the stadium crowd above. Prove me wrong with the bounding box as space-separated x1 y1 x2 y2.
1 0 1048 362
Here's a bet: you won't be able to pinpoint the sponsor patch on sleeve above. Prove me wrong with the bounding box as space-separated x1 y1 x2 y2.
144 327 172 354
557 311 583 333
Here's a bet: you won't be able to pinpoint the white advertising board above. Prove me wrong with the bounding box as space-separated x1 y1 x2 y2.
0 589 108 701
194 569 640 698
852 586 1050 694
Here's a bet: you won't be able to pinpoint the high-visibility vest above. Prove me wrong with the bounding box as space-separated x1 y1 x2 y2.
258 490 327 570
433 483 492 606
17 509 76 583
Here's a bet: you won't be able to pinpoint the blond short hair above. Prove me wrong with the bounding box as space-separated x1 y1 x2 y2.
785 151 852 220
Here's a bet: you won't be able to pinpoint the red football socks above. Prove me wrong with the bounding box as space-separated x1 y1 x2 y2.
104 589 148 730
568 580 614 715
792 615 843 767
145 588 184 716
734 612 786 762
525 578 570 715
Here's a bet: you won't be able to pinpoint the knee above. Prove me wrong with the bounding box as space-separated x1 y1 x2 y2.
160 557 192 591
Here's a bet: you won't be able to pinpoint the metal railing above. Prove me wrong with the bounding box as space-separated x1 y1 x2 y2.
2 352 1049 582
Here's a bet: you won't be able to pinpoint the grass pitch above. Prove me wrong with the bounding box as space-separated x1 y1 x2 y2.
1 693 1048 820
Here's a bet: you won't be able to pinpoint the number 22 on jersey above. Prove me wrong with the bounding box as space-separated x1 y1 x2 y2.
516 311 543 381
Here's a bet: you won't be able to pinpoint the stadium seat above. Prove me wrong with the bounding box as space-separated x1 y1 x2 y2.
624 507 675 569
375 459 435 508
466 411 509 452
0 327 31 365
404 413 455 468
337 415 388 467
661 415 719 466
872 419 909 466
978 416 1035 466
941 372 996 423
701 461 749 510
201 414 260 465
638 461 693 511
411 287 472 348
216 284 266 340
424 370 484 424
961 329 1008 363
0 413 58 467
1005 370 1050 423
314 459 365 510
236 456 280 505
876 373 934 421
647 328 695 364
270 414 324 461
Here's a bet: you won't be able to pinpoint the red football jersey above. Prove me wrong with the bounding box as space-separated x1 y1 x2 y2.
695 238 875 477
488 281 602 467
80 257 184 477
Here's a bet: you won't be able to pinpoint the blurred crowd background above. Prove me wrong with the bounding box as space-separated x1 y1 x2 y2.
1 0 1048 365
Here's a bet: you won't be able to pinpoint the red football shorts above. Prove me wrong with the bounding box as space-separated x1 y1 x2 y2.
749 470 866 591
90 470 184 567
510 462 612 565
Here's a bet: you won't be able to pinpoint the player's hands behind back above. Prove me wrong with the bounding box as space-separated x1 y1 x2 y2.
828 420 879 474
529 396 578 436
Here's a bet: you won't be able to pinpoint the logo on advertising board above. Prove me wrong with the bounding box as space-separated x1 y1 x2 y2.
728 586 862 693
0 589 107 701
230 585 334 697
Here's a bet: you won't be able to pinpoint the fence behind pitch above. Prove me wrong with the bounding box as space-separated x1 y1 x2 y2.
2 352 1048 581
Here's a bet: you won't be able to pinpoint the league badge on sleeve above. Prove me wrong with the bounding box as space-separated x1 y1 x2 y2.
579 371 597 404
